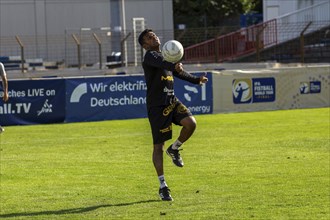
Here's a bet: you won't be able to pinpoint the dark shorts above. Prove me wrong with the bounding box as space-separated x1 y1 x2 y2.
148 99 192 144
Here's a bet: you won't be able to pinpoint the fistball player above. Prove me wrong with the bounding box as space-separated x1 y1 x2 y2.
0 62 9 133
138 29 208 201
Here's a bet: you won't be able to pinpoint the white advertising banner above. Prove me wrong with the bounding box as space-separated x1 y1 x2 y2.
212 65 330 113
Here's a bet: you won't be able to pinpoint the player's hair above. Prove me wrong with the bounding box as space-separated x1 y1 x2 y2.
138 29 153 46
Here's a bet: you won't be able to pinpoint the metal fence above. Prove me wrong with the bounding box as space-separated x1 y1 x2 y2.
1 21 329 72
0 28 176 71
184 20 330 63
0 24 242 71
184 19 278 63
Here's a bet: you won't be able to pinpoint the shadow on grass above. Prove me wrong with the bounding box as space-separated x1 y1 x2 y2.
0 199 160 218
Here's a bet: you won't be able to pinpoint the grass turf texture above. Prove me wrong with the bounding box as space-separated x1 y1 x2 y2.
0 108 329 219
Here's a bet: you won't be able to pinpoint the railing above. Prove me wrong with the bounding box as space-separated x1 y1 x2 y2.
184 19 277 63
184 1 330 63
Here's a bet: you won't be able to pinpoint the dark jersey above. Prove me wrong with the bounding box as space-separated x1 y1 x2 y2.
142 50 200 108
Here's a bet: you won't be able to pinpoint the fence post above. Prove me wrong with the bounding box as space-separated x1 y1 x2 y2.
15 36 25 73
93 33 102 69
255 25 267 62
214 36 219 63
71 34 81 69
300 21 312 63
121 32 131 67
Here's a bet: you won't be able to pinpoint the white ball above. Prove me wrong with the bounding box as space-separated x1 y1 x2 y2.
161 40 184 63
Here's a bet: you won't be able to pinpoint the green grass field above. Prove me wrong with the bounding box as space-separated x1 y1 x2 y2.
0 108 329 220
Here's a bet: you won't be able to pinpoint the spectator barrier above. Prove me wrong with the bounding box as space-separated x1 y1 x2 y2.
212 65 329 113
1 65 329 126
0 79 66 125
0 72 213 126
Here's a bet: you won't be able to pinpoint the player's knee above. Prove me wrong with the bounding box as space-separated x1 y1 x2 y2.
183 116 196 132
189 119 197 132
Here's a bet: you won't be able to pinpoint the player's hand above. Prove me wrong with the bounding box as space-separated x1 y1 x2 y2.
199 72 208 84
2 92 8 102
175 63 183 73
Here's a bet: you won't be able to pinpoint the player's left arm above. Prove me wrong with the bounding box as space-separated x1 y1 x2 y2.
173 63 208 85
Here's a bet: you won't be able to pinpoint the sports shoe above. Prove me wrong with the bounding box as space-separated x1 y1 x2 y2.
159 186 173 201
0 126 4 134
166 145 184 167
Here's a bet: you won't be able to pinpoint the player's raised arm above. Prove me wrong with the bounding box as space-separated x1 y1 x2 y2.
0 62 9 102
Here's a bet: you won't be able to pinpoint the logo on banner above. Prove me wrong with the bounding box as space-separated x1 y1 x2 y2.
70 83 88 103
233 77 275 104
178 81 210 114
184 85 198 102
232 79 252 103
300 81 321 94
37 99 53 116
183 84 207 102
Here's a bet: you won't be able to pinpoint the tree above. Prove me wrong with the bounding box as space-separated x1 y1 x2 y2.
173 0 262 28
240 0 263 14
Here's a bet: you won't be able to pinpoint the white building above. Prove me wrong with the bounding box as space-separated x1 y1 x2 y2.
263 0 330 43
0 0 174 66
263 0 329 20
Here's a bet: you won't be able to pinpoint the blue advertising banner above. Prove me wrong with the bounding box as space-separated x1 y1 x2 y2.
66 72 213 122
1 73 213 125
0 79 65 125
174 72 213 114
65 76 148 122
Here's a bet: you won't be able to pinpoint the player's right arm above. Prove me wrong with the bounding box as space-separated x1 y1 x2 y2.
143 51 176 72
